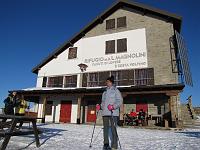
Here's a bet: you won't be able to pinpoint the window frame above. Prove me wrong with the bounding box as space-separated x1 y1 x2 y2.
106 18 115 30
68 47 77 59
64 75 77 87
117 38 127 53
117 16 127 28
82 68 154 87
105 40 115 54
47 76 63 87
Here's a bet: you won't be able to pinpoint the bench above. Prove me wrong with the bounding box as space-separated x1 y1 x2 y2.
0 115 41 150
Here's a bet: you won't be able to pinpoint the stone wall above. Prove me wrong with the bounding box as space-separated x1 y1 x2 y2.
85 8 179 85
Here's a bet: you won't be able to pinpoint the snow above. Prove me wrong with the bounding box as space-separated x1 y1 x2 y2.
1 124 200 150
20 85 132 91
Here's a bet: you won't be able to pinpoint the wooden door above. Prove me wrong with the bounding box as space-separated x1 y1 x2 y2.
136 103 148 113
87 105 96 122
60 101 72 123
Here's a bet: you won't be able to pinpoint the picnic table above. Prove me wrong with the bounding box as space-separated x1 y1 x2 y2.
0 114 41 150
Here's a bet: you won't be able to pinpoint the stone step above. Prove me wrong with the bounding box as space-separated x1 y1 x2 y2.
183 121 194 125
194 121 200 126
183 125 200 129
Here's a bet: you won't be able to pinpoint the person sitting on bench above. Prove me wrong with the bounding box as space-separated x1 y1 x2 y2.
15 95 28 129
129 109 137 118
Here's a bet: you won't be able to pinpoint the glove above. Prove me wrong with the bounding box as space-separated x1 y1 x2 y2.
96 104 101 111
107 104 114 111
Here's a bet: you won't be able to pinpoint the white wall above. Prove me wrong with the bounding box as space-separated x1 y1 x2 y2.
55 100 61 123
37 99 44 122
71 99 78 123
37 96 78 123
37 28 148 87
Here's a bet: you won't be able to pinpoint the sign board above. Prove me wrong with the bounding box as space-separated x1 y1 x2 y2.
80 28 148 72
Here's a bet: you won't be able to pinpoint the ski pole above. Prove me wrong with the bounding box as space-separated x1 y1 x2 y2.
89 110 99 148
111 110 122 150
92 127 103 144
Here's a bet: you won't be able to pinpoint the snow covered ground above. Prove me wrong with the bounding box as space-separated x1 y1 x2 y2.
1 123 200 150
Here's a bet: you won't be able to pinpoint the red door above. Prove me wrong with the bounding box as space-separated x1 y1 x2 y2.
87 105 96 122
60 101 72 123
136 103 148 113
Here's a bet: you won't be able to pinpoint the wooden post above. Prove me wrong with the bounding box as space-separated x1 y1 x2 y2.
77 96 82 124
167 92 178 128
32 120 40 147
42 96 47 123
119 93 126 126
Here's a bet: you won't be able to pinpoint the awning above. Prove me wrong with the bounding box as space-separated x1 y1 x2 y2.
10 84 185 95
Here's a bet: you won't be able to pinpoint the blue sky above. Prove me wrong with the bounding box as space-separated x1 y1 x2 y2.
0 0 199 108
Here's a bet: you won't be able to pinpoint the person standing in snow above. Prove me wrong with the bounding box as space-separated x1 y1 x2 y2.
3 92 17 116
1 92 18 128
96 75 123 150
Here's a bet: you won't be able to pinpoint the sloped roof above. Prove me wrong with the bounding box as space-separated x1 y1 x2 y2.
32 0 182 74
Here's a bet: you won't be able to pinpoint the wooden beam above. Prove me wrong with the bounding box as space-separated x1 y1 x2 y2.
77 97 82 124
42 96 47 123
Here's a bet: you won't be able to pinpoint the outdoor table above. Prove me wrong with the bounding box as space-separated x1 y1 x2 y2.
0 114 40 150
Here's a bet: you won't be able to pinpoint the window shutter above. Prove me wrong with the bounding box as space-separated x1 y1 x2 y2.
117 38 127 53
106 40 115 54
117 16 126 28
68 47 77 59
106 19 115 30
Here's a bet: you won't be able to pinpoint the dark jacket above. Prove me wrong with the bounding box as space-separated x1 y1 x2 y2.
3 95 16 115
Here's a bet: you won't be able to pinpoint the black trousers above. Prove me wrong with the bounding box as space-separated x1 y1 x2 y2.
103 116 118 149
2 109 14 123
15 113 25 128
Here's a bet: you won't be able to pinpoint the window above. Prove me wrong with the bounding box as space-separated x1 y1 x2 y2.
135 68 154 86
121 69 131 85
64 75 77 87
117 16 127 28
106 19 115 30
99 71 110 86
106 38 127 54
88 73 99 87
42 77 47 87
45 101 53 115
128 69 135 85
81 68 154 87
111 71 122 86
117 38 127 53
48 76 63 87
68 47 77 59
106 40 115 54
